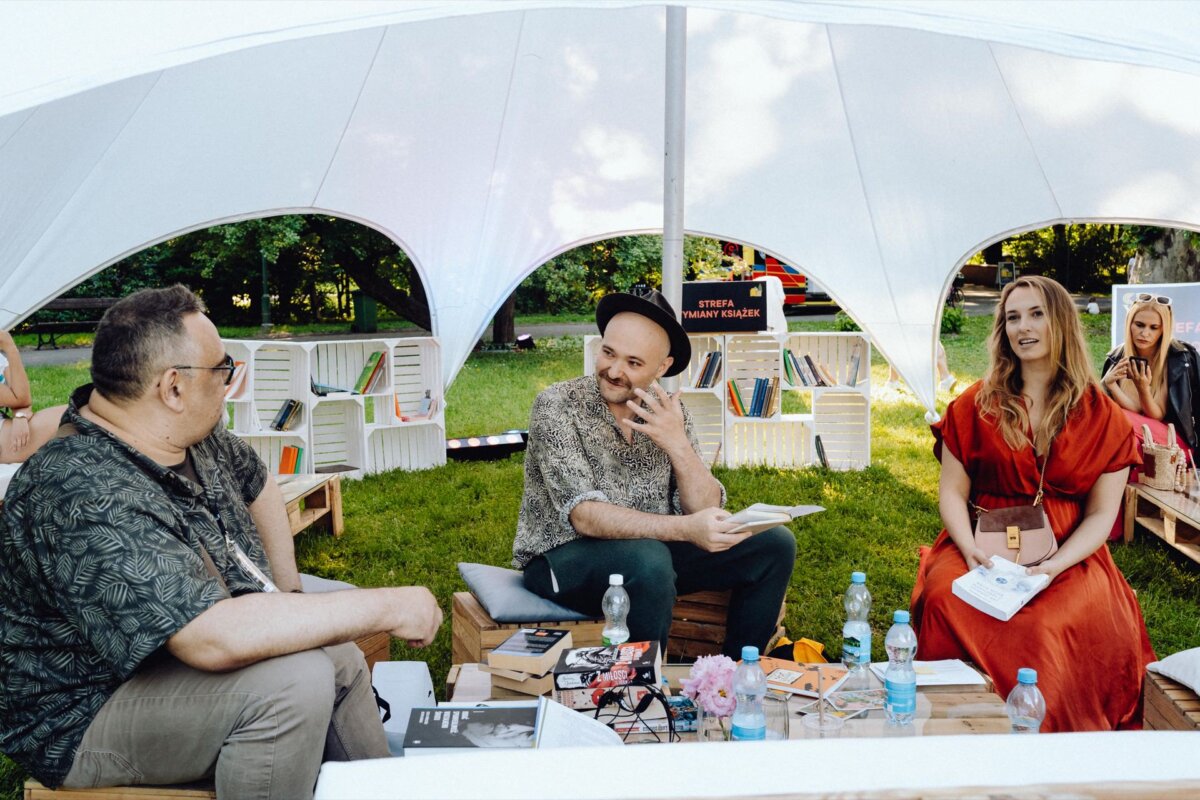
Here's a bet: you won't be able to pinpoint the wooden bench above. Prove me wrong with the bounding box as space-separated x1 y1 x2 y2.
22 297 120 350
451 589 785 665
24 780 215 799
1143 670 1200 730
279 474 343 537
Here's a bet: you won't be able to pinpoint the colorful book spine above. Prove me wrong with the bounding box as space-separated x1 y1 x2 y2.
694 352 713 388
727 380 746 416
803 354 825 387
352 351 385 394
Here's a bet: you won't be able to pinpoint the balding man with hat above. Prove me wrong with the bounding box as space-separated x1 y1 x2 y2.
512 289 795 659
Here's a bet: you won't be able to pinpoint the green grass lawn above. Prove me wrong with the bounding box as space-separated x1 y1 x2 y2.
2 311 1199 797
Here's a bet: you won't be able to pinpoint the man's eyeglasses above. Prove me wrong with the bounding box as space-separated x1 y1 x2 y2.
1124 292 1172 308
174 354 237 385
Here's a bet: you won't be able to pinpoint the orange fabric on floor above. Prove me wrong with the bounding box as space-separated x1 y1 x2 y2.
912 382 1156 732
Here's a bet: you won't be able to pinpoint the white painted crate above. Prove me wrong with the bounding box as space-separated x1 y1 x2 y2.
239 431 309 474
249 343 309 434
813 391 870 470
312 341 390 395
366 422 447 473
725 417 811 467
310 398 366 475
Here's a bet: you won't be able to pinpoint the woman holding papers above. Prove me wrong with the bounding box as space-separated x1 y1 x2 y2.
911 276 1155 732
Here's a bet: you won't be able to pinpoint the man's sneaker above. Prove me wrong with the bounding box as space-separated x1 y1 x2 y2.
938 374 957 393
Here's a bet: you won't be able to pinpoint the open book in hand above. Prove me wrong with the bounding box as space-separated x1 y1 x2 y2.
951 554 1051 621
725 503 824 535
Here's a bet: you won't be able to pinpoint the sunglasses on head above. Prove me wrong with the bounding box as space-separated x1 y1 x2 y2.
1124 292 1172 308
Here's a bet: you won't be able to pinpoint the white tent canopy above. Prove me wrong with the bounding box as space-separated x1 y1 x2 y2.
3 1 1199 408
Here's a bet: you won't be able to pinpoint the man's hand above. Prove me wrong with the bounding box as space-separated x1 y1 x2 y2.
9 413 30 451
622 382 690 454
385 587 443 647
682 506 753 552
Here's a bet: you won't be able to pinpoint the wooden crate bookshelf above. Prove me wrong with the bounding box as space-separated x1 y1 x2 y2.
222 337 445 477
584 332 869 469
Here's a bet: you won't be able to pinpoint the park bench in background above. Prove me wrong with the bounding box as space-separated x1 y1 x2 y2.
21 297 119 349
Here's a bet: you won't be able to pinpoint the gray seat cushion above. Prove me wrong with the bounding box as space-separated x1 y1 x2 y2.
457 562 592 623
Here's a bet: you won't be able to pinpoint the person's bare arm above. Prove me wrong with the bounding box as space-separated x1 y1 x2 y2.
621 383 722 512
167 586 443 672
248 475 302 592
939 446 992 570
1027 468 1129 580
0 332 31 410
1128 359 1167 420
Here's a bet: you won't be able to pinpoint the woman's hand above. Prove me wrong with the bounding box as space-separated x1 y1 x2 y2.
1025 558 1067 581
9 413 29 451
955 542 994 571
1102 358 1128 388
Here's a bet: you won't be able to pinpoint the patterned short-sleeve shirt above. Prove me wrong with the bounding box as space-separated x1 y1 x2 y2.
0 385 270 787
512 375 725 568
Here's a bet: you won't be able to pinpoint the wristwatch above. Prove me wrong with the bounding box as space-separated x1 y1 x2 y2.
12 411 30 420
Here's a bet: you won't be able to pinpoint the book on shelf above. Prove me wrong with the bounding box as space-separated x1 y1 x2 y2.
693 352 713 388
224 361 248 400
486 628 573 676
814 358 838 387
801 354 829 386
846 342 863 386
951 555 1050 621
694 351 722 389
725 502 824 535
278 444 303 474
764 375 780 417
814 434 830 468
552 641 661 691
310 377 351 396
727 380 747 416
352 351 386 394
757 657 850 698
747 377 764 417
795 352 819 386
270 399 301 431
402 697 621 755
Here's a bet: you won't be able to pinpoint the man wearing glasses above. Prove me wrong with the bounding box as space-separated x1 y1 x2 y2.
0 286 442 800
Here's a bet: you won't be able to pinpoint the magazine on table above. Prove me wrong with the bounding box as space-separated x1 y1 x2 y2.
403 697 621 755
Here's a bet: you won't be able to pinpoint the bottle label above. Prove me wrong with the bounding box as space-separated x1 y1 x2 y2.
885 678 916 714
730 722 766 740
843 632 871 665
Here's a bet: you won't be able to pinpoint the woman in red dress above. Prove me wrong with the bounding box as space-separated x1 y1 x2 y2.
912 275 1155 731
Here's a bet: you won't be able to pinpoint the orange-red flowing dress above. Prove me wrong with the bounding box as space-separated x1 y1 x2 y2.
911 382 1156 732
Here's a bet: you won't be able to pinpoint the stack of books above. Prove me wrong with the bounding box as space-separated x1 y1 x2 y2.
480 628 573 697
270 399 302 431
692 351 722 388
353 351 387 394
278 444 304 474
727 376 780 417
550 641 662 710
783 350 838 387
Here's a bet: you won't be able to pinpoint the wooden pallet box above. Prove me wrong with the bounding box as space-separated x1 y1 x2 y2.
24 781 215 799
1143 670 1200 731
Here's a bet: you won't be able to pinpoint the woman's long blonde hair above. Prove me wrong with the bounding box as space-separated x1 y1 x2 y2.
976 275 1098 453
1121 298 1174 401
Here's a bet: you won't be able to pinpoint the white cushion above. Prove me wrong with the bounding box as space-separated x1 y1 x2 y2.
1147 647 1200 695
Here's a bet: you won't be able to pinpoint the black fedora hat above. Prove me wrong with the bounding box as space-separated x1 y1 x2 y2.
595 289 690 377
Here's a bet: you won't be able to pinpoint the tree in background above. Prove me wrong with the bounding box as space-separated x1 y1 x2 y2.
1002 223 1132 292
1126 226 1200 284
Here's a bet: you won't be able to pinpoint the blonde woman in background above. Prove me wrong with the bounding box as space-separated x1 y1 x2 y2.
0 331 66 464
1101 293 1200 453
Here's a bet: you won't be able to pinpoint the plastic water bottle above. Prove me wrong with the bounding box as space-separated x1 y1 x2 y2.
601 574 630 646
730 645 767 741
841 571 872 684
1005 668 1047 734
884 610 917 726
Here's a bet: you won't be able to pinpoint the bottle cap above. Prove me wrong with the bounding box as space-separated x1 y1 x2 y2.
608 574 624 586
1017 667 1038 685
851 571 866 584
892 610 910 624
741 645 759 662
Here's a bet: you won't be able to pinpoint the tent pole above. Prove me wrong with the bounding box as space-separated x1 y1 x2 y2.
662 4 686 387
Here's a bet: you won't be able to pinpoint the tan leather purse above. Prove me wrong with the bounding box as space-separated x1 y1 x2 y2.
972 443 1058 567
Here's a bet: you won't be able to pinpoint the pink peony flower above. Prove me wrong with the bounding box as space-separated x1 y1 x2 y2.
680 654 737 717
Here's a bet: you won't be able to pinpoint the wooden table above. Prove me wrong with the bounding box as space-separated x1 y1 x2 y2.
278 474 343 537
447 663 1008 738
1125 482 1200 565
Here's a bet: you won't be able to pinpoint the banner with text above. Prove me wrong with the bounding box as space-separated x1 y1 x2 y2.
681 280 768 333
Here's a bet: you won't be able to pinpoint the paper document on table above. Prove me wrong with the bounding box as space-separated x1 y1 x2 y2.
534 696 623 748
869 659 987 687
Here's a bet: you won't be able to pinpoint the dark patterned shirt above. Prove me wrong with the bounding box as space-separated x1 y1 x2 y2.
0 385 270 787
512 375 724 568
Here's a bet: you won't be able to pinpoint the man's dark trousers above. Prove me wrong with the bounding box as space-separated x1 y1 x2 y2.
523 526 795 659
